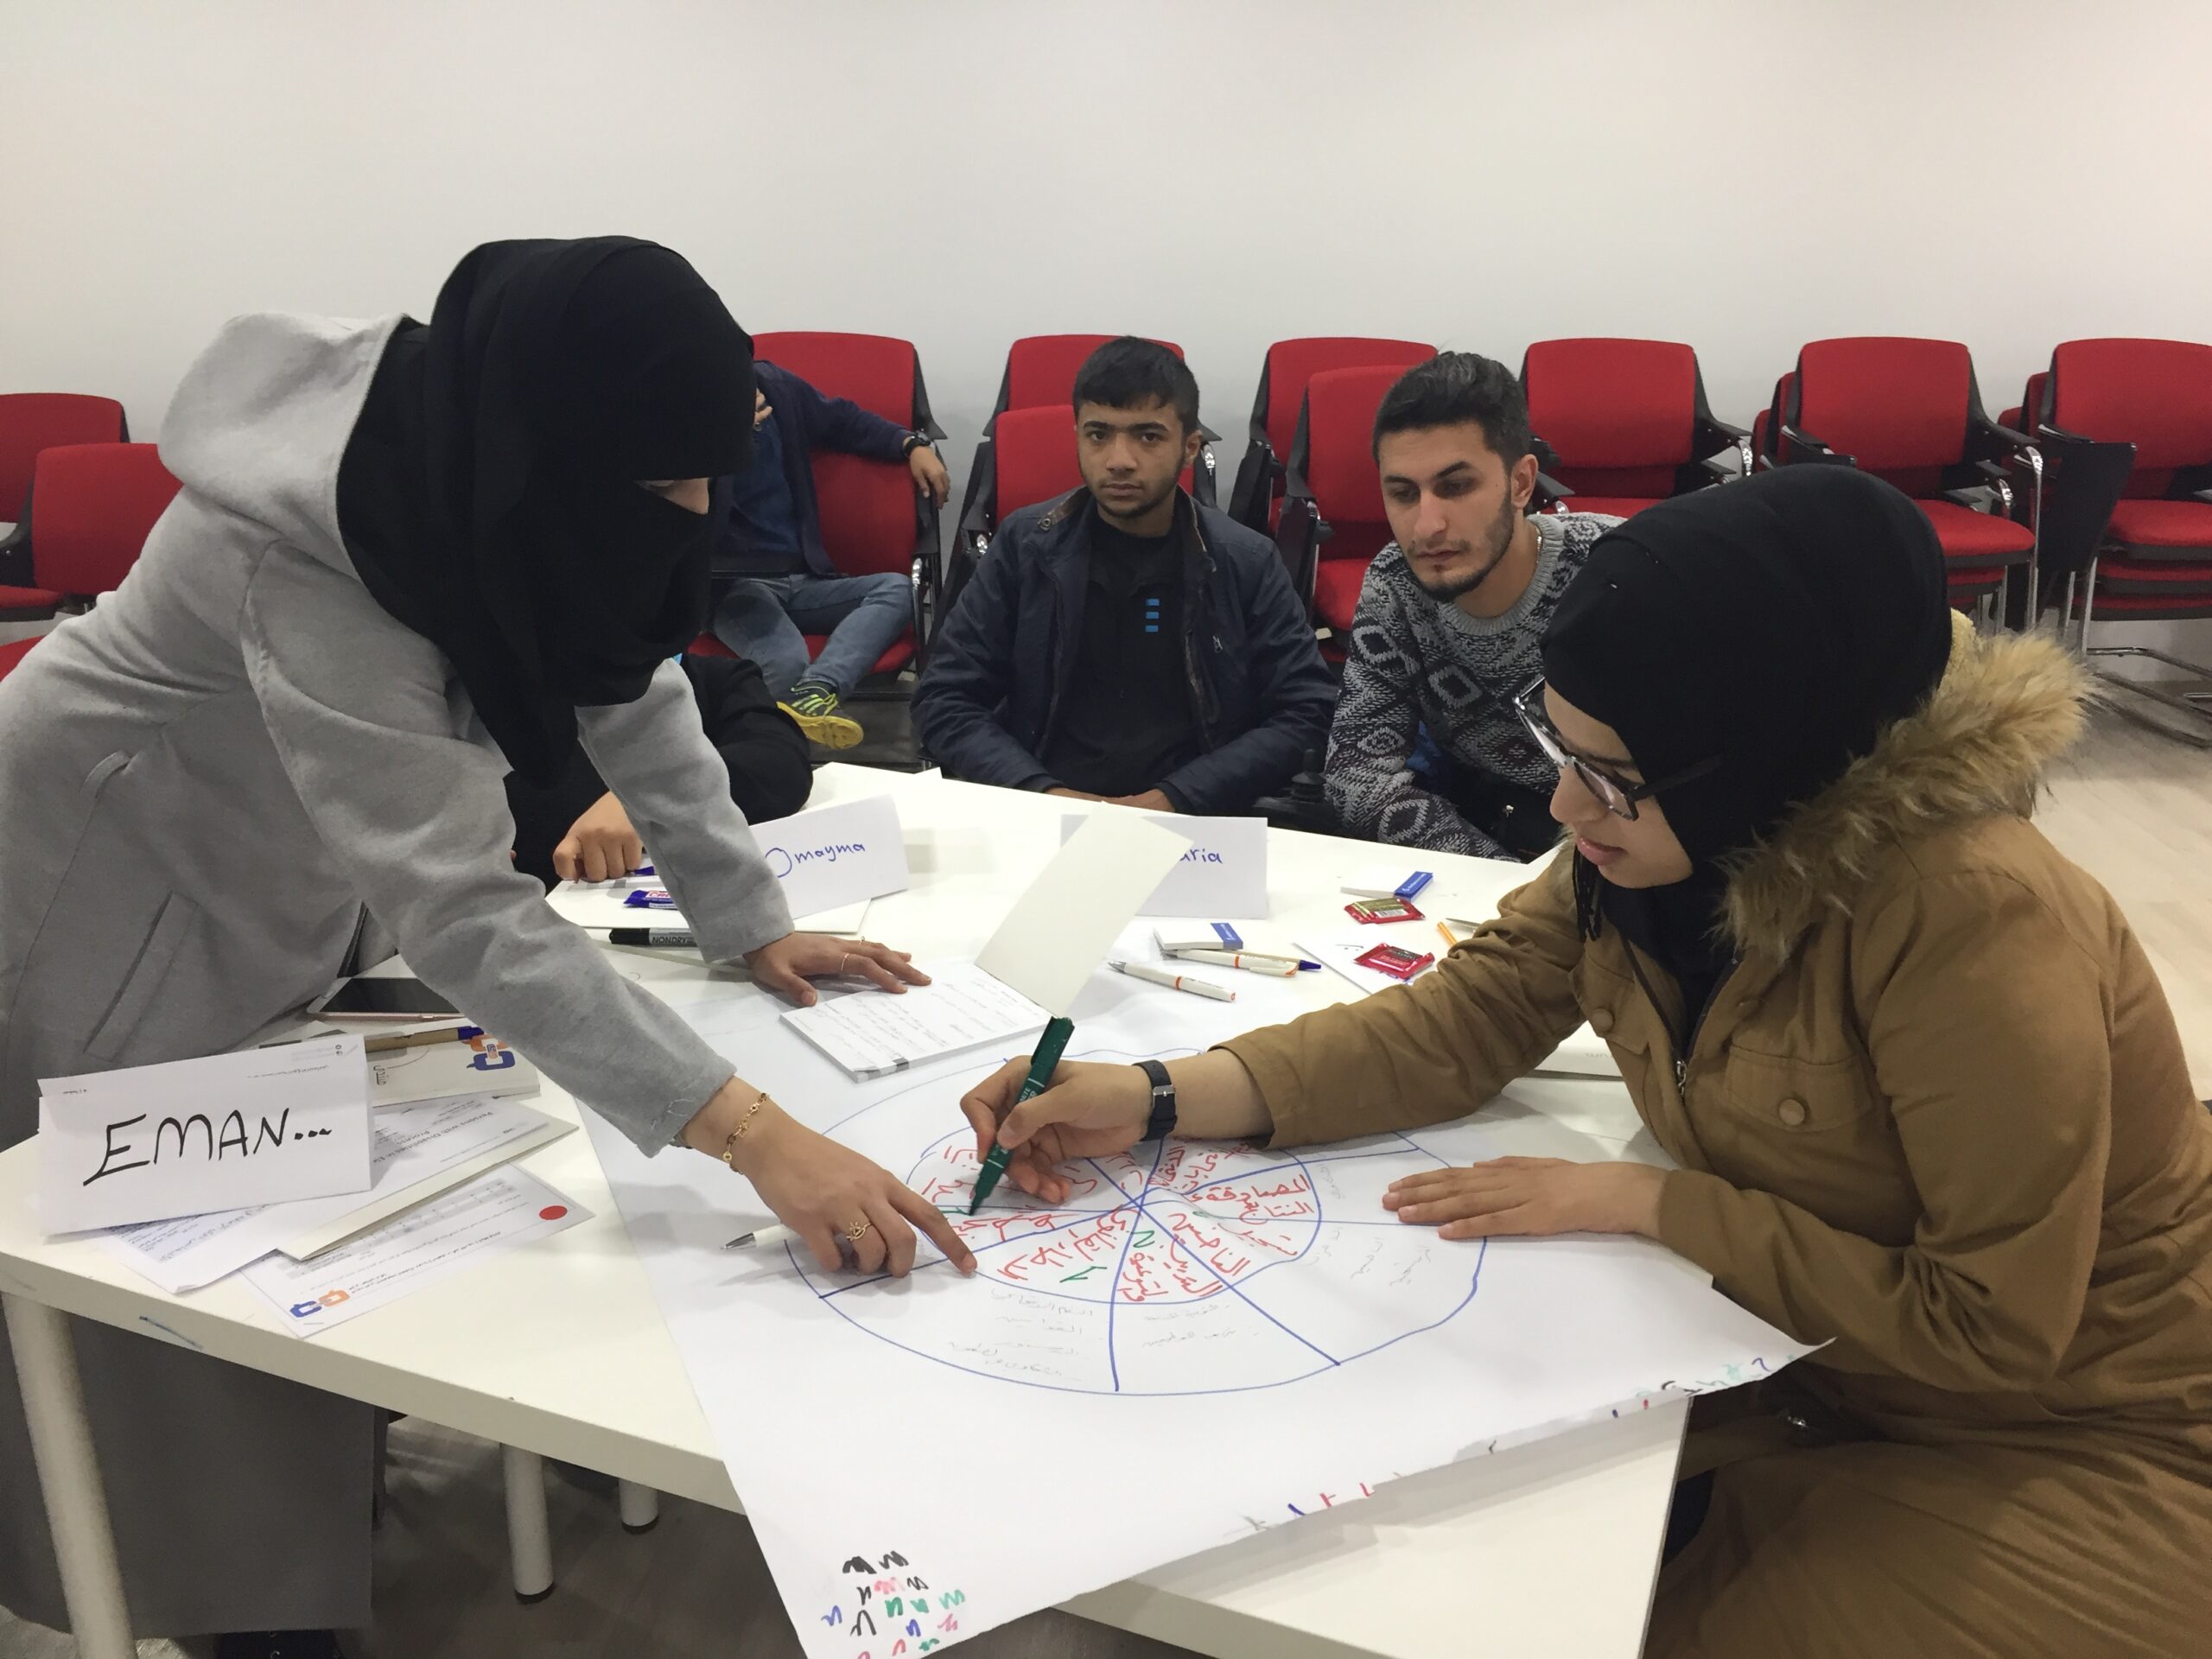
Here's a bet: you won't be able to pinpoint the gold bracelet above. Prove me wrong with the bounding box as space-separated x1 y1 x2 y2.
719 1090 771 1167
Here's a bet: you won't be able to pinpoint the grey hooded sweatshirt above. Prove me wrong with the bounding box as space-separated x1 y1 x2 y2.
0 310 793 1156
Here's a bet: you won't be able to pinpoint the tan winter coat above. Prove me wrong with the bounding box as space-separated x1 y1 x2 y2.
1225 616 2212 1657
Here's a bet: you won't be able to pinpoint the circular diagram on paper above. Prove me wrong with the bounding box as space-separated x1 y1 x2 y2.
794 1051 1488 1395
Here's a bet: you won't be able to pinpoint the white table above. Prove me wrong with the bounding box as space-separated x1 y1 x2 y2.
0 766 1683 1659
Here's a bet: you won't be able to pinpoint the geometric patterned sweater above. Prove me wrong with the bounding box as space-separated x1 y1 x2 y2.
1323 512 1616 858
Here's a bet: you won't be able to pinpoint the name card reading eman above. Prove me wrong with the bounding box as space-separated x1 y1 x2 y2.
39 1035 375 1234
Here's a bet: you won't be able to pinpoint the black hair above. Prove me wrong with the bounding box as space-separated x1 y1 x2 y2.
1370 351 1530 465
1071 336 1200 435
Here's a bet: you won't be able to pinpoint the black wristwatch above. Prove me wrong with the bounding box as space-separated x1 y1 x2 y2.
1135 1058 1178 1141
899 431 931 458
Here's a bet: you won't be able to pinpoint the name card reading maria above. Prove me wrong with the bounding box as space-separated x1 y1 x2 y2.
39 1036 374 1235
1059 811 1269 918
751 795 911 922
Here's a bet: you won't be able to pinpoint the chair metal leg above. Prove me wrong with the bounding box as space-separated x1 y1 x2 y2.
2088 671 2212 748
3 1295 133 1659
2075 554 2212 744
618 1479 662 1534
503 1445 555 1603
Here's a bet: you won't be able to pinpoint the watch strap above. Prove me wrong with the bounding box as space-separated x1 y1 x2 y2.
1135 1058 1178 1142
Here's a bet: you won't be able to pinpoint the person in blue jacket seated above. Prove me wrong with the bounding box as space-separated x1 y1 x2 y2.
711 362 950 748
912 338 1336 814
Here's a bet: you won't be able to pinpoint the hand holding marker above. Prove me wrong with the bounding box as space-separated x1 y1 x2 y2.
728 1015 1077 1249
968 1014 1076 1212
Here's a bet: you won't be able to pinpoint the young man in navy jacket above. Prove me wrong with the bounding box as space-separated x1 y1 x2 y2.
914 339 1334 816
713 361 950 747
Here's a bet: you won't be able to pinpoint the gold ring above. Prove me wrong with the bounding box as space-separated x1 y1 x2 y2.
839 952 853 974
844 1220 873 1243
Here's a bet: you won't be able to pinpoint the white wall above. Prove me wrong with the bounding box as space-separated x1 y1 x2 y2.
5 0 2210 645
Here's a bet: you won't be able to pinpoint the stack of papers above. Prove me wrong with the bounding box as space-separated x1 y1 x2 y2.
103 1094 571 1294
241 1166 588 1338
780 961 1051 1077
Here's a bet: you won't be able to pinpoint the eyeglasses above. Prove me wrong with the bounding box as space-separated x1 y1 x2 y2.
1510 677 1720 822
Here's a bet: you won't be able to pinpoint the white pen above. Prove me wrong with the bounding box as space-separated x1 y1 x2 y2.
1109 959 1236 1001
726 1224 798 1252
1164 949 1298 977
726 1218 956 1255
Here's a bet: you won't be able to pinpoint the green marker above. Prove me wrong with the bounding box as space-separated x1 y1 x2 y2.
969 1014 1075 1214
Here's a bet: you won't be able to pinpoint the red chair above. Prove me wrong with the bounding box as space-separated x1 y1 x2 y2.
0 634 36 684
994 334 1185 414
2038 338 2212 737
692 334 944 684
1998 370 2049 435
0 393 127 522
1274 365 1403 643
988 405 1085 517
1749 372 1796 473
751 331 941 431
0 394 129 612
0 442 181 675
1776 338 2040 618
1229 337 1436 531
1520 339 1747 518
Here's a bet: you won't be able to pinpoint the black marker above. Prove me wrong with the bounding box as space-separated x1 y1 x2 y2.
605 927 696 948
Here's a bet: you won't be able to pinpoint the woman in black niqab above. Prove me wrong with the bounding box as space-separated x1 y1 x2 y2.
338 236 753 783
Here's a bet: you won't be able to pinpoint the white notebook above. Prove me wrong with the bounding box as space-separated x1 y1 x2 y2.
779 961 1051 1078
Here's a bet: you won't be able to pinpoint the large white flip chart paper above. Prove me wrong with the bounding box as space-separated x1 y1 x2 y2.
585 966 1815 1656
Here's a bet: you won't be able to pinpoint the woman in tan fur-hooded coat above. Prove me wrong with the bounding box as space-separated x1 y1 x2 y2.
963 467 2212 1657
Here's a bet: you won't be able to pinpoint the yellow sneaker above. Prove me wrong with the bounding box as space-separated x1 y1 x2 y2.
780 686 863 749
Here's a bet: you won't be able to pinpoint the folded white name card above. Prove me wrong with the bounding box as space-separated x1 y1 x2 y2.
39 1037 375 1235
751 794 910 920
1060 811 1269 918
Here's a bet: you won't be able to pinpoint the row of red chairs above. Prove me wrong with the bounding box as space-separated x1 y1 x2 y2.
9 334 2210 732
1740 339 2211 734
1262 336 2210 729
1267 338 2036 640
1994 340 2212 730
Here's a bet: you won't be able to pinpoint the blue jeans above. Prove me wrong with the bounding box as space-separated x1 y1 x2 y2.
709 571 912 700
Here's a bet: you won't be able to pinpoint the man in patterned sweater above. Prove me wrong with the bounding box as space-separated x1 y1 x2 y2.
1325 353 1621 858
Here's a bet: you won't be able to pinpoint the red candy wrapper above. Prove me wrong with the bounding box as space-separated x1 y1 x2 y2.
1354 943 1434 980
1345 897 1424 925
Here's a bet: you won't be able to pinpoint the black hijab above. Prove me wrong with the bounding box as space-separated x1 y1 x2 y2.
1539 466 1954 1002
337 238 753 784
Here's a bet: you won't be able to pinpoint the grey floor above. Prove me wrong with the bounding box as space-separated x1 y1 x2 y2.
0 1415 1196 1658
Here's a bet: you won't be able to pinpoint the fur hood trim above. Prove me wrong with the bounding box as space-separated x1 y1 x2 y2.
1719 613 2088 957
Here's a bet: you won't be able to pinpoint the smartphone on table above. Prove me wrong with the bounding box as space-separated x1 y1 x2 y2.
309 976 460 1021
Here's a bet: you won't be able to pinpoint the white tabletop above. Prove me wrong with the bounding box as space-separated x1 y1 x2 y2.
0 766 1681 1658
